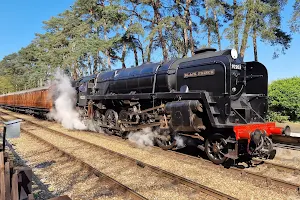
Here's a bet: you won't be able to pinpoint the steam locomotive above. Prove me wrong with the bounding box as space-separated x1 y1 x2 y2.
72 47 289 164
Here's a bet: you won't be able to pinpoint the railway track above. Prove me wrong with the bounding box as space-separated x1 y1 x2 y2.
0 112 236 200
273 143 300 151
272 134 300 151
0 116 147 200
2 110 300 197
169 150 300 194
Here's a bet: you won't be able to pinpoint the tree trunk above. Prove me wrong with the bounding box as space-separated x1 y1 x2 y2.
183 1 189 57
174 0 186 57
213 9 221 50
233 0 239 50
103 21 111 70
187 9 194 55
240 1 253 58
147 22 154 62
73 62 78 80
153 1 168 61
105 49 111 70
88 55 93 75
205 0 211 46
185 0 194 56
133 44 139 66
138 37 145 63
140 46 145 63
183 26 189 57
121 42 126 68
157 23 168 61
253 27 258 61
147 38 153 62
93 55 98 74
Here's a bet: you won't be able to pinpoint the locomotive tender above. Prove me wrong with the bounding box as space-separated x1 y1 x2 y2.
0 48 289 164
75 48 287 164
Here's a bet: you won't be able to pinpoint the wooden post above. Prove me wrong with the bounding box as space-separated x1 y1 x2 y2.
0 152 5 200
4 162 11 200
11 172 18 200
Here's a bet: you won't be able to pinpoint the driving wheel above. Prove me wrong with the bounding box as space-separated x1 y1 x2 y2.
104 109 118 135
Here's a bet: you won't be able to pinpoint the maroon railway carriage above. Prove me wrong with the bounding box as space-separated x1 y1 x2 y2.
0 86 52 114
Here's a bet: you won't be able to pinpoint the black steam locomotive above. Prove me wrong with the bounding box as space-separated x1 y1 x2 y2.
74 48 286 164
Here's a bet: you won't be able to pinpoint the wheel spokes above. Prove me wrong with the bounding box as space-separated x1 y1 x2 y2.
207 137 228 162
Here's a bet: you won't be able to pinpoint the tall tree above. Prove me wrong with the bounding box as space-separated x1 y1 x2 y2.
290 0 300 33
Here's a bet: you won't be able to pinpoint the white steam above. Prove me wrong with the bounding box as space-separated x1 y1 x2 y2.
47 70 87 130
174 135 186 149
128 127 159 148
128 128 186 149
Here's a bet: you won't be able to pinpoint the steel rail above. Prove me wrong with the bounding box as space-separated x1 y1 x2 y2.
272 135 300 146
273 143 300 151
1 111 237 200
271 134 300 151
251 159 300 174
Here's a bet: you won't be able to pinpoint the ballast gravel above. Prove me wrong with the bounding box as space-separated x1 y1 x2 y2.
8 134 129 200
18 123 215 200
2 109 300 200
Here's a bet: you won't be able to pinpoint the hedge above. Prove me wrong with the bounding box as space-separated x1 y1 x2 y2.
268 77 300 122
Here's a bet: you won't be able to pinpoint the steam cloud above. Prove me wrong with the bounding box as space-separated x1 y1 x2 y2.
128 128 186 149
47 70 87 130
128 127 158 148
174 135 186 149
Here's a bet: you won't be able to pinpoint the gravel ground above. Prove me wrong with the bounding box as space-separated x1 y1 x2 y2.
244 162 300 185
267 148 300 168
8 133 135 200
19 122 216 200
2 109 300 200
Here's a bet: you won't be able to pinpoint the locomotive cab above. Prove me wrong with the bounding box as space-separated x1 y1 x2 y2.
76 75 97 107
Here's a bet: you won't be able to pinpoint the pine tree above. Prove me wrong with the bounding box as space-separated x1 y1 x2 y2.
290 0 300 33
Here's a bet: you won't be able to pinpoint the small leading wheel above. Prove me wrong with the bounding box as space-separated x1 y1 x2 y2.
205 133 228 164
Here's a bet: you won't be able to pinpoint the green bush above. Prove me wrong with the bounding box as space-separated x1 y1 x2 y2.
267 111 290 122
268 77 300 122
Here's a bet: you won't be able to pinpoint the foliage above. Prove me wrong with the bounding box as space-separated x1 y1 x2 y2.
0 76 15 94
267 111 289 123
268 77 300 122
0 0 296 93
290 0 300 32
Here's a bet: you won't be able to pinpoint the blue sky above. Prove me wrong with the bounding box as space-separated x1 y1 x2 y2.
0 0 299 82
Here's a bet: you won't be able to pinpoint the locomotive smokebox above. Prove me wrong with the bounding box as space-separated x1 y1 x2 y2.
165 100 204 132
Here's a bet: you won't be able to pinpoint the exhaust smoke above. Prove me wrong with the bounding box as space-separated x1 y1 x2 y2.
128 127 159 148
47 70 87 130
174 135 186 149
